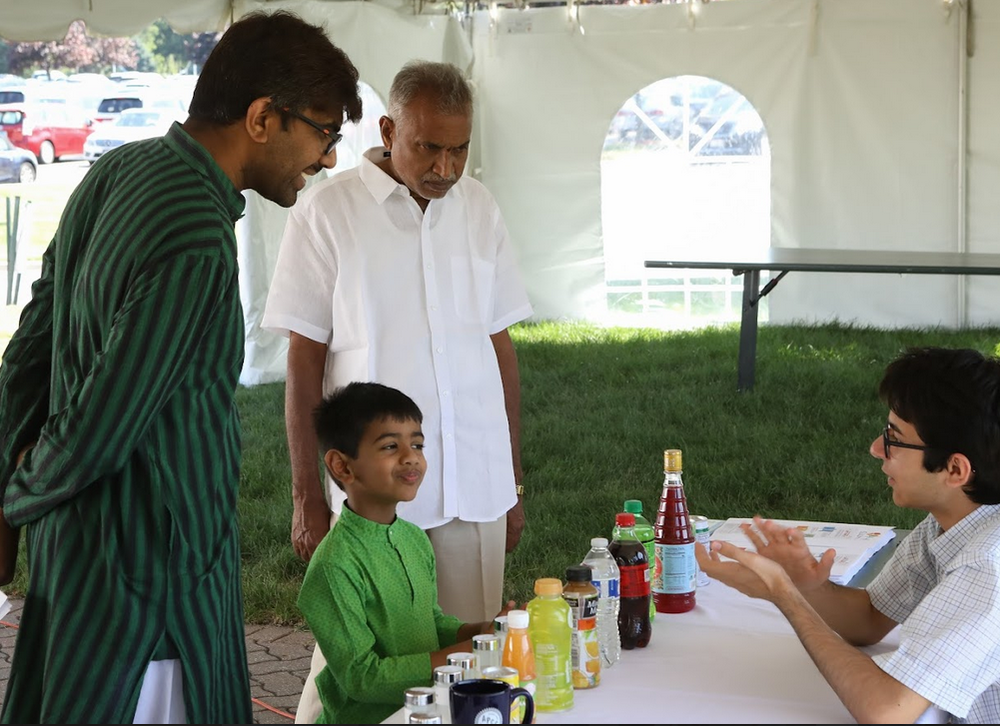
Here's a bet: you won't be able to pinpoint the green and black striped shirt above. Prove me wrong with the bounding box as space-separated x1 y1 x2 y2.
0 123 252 723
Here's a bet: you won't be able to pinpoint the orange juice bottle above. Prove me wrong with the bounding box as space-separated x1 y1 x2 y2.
501 609 535 690
563 564 600 688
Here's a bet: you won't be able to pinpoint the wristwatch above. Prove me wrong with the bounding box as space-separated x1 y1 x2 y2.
515 484 525 497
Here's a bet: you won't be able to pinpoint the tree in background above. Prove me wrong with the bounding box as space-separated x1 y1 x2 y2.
6 20 138 76
137 20 220 75
3 18 219 78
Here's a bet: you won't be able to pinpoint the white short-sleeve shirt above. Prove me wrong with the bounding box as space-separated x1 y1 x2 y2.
867 504 1000 723
262 148 534 529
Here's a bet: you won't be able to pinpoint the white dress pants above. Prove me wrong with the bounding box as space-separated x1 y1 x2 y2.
133 659 187 724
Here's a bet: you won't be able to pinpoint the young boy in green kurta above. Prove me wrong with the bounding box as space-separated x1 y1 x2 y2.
297 382 507 724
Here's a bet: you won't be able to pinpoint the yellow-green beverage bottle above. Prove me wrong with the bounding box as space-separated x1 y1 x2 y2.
527 578 574 712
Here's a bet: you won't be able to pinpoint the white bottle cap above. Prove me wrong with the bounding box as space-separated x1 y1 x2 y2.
507 609 529 630
591 536 609 548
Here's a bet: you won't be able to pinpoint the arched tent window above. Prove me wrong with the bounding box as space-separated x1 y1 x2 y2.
600 75 770 328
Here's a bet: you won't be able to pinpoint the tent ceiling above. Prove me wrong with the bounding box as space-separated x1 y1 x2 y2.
0 0 430 41
0 0 235 41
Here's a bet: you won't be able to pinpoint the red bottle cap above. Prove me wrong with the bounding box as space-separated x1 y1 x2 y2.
616 512 635 527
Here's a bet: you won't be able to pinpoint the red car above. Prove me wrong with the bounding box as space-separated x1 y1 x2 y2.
0 101 94 164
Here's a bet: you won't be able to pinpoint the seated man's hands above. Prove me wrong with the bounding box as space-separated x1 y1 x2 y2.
738 515 835 593
695 539 798 604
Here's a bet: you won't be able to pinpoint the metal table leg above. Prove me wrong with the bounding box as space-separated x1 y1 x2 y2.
737 269 760 392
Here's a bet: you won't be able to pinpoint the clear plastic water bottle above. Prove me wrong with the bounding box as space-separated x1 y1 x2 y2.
581 536 621 668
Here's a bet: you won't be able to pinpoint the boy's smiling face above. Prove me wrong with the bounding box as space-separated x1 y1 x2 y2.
327 416 426 524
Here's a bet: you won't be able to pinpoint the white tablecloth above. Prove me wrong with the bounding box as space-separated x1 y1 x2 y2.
385 578 947 724
528 580 870 724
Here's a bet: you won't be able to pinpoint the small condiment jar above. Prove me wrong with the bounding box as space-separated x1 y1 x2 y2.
403 686 437 723
472 633 502 675
493 615 509 653
432 664 464 724
446 651 477 679
406 712 442 724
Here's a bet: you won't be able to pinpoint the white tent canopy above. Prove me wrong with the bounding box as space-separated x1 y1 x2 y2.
0 0 234 40
3 0 999 386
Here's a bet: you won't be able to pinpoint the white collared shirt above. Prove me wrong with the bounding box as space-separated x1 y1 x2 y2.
867 504 1000 723
262 147 533 528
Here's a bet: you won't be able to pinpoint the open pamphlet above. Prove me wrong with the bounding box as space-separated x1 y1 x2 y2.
0 589 10 621
709 518 896 585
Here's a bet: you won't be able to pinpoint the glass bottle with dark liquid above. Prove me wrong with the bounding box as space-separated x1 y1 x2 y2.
653 449 697 614
608 512 651 649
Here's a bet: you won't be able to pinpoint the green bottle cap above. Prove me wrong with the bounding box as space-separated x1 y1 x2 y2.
623 499 643 514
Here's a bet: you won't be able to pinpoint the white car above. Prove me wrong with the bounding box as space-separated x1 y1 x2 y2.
83 108 181 162
91 91 186 126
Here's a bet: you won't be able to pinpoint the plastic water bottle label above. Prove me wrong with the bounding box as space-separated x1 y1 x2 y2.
593 576 619 599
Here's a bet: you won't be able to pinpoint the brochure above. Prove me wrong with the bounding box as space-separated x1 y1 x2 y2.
709 518 896 585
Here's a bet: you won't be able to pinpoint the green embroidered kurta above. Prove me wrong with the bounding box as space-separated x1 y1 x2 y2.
298 506 464 724
0 123 252 723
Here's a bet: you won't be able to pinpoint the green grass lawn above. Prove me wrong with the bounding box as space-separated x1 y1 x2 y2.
5 319 1000 624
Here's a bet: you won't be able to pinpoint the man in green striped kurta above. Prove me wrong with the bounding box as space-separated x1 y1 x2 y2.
0 11 362 724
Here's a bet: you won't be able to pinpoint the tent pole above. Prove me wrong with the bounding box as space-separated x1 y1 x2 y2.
956 0 969 327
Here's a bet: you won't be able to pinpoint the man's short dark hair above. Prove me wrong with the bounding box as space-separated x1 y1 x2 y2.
189 10 363 126
314 382 423 461
879 346 1000 505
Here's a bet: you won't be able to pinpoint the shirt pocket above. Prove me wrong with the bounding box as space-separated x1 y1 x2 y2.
450 255 496 325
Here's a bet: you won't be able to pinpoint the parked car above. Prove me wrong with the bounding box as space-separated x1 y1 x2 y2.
0 131 37 183
91 91 186 126
83 107 181 163
0 101 93 164
691 92 766 157
31 69 68 82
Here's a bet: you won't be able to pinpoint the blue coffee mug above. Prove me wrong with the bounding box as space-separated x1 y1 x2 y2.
449 678 535 724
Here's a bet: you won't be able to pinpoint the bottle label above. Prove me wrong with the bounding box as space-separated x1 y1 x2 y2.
563 592 598 630
570 625 600 689
592 576 619 599
694 518 712 587
533 643 573 710
565 590 600 690
652 542 697 595
618 564 650 598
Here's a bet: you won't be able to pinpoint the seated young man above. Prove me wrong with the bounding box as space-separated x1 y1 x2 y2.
698 346 1000 724
297 382 506 724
